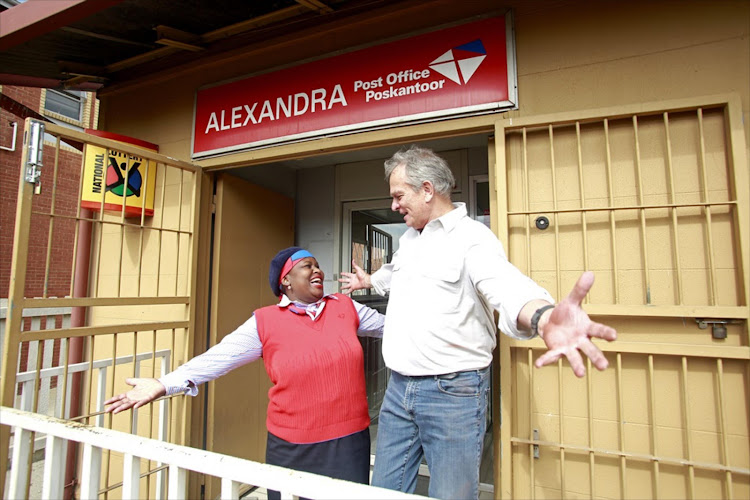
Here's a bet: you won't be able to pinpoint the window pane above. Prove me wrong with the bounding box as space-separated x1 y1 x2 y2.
45 90 82 120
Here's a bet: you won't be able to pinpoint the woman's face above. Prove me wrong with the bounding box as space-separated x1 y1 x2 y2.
281 257 325 304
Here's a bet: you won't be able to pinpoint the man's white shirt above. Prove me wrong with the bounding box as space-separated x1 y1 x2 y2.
370 202 553 376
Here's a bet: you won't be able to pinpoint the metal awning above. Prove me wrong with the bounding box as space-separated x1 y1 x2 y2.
0 0 404 92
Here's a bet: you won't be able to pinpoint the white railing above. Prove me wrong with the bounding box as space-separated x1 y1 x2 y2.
1 407 427 500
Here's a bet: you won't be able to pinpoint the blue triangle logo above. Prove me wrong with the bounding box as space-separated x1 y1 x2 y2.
455 39 486 55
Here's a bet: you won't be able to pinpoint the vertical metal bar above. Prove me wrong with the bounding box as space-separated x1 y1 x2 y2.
603 119 620 303
575 122 590 282
103 333 119 499
93 145 110 298
122 453 141 500
523 129 532 274
548 125 561 298
168 465 187 500
8 427 33 499
1 118 37 495
80 443 102 500
42 435 65 499
85 335 96 425
716 359 733 499
663 112 684 304
43 136 62 299
680 356 695 499
647 355 659 499
696 109 718 305
586 358 594 499
69 145 89 298
558 359 565 499
136 160 153 296
527 348 535 500
632 116 651 304
57 337 70 419
174 169 186 296
155 165 169 294
221 478 241 499
116 151 132 298
616 353 626 498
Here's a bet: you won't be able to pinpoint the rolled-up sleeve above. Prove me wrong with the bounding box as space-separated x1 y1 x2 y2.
467 238 554 339
370 262 394 297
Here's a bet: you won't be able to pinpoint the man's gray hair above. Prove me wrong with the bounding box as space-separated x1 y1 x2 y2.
384 145 455 197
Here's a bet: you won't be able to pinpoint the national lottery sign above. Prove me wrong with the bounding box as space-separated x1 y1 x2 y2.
192 15 516 158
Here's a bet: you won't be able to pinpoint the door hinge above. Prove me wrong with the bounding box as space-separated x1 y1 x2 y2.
211 194 217 214
25 121 45 192
533 429 540 459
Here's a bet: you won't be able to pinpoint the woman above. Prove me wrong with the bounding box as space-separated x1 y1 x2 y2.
105 247 383 494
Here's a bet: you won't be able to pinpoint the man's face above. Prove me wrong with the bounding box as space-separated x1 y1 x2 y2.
389 164 430 229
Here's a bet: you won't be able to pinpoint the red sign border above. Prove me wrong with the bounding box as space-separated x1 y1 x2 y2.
191 14 517 159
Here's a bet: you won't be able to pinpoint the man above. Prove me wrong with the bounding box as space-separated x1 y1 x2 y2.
339 145 616 499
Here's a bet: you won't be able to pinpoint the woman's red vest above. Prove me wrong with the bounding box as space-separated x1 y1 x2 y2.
255 294 370 444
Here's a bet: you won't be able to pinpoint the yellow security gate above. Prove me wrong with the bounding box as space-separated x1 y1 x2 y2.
493 95 749 499
0 119 204 499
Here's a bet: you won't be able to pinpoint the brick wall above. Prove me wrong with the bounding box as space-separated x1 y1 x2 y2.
1 86 94 299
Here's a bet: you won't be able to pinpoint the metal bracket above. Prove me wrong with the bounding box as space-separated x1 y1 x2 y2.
533 429 540 459
24 121 45 188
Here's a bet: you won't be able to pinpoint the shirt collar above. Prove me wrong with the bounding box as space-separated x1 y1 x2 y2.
426 202 467 233
277 293 338 309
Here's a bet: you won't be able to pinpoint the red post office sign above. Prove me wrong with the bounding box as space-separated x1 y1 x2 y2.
192 14 516 158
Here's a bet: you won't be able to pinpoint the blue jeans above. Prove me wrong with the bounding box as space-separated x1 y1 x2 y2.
372 366 490 499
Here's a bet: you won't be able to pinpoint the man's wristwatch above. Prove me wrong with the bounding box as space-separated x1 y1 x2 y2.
530 304 555 338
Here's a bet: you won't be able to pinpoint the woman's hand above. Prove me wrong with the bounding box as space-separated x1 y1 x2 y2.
104 377 167 414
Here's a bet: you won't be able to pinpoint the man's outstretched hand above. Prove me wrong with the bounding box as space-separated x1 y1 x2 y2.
535 271 617 377
104 377 166 414
339 260 371 294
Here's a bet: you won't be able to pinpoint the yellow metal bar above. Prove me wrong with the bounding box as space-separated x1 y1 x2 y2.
506 338 750 359
30 210 194 235
0 118 37 495
697 109 718 305
21 321 190 341
523 129 531 274
507 199 737 216
175 169 186 295
43 137 62 298
632 116 652 304
22 296 191 308
69 145 89 298
528 348 535 500
575 123 590 297
681 357 695 499
558 359 565 499
103 333 119 499
603 119 620 303
647 355 659 498
716 359 734 499
85 335 96 423
41 122 200 172
509 438 750 475
155 164 169 294
548 125 561 298
115 151 133 297
586 359 594 499
663 112 684 304
60 337 71 419
576 303 747 319
616 353 626 498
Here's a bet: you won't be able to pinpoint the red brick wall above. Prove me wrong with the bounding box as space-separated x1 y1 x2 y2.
1 86 89 299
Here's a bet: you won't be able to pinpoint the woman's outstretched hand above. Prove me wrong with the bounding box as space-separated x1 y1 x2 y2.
104 377 166 414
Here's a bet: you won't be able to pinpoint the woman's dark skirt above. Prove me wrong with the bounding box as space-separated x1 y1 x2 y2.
265 428 371 500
